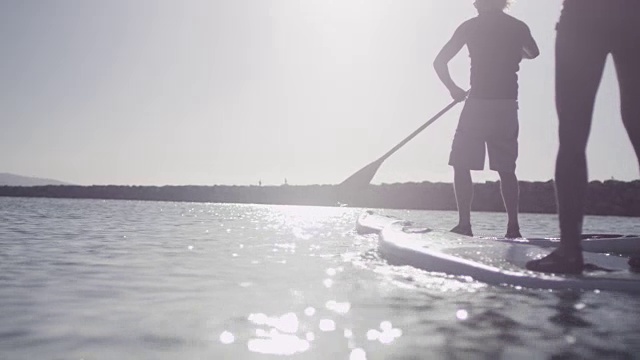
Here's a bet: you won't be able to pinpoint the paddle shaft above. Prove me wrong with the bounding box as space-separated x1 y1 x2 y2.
339 97 464 188
378 98 463 162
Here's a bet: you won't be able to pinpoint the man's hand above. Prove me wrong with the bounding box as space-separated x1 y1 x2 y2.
449 86 468 102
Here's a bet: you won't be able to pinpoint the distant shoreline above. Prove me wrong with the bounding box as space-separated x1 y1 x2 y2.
1 180 639 217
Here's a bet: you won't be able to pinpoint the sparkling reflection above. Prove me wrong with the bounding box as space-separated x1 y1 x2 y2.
247 312 310 356
219 331 235 344
319 319 336 332
325 300 351 314
456 309 469 320
350 348 367 360
380 321 392 331
366 329 381 341
366 321 403 344
247 333 310 356
379 331 395 344
304 307 316 316
248 312 299 333
292 227 312 240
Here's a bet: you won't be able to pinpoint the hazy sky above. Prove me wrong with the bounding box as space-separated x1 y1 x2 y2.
1 0 636 186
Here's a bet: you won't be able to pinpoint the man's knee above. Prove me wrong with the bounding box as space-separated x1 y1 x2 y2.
453 167 472 182
498 171 517 182
453 166 471 173
558 118 592 151
557 144 587 161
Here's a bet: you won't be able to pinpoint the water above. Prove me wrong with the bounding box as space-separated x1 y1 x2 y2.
1 197 639 360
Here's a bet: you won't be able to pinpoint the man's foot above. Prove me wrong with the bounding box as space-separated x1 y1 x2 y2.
504 227 522 239
450 224 473 237
525 248 584 274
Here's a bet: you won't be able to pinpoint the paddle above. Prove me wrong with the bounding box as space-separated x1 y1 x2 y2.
339 97 466 189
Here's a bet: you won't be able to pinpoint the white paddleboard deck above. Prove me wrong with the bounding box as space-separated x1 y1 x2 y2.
357 211 640 256
357 211 640 293
379 223 640 293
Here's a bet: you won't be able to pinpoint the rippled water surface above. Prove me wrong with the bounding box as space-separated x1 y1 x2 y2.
1 197 640 360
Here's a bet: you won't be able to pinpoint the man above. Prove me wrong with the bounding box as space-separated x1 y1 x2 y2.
434 0 539 238
526 0 640 274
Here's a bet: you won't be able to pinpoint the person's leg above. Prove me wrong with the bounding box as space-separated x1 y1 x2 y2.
448 100 486 236
526 18 609 274
612 24 640 269
612 36 640 171
486 100 520 237
498 171 521 238
451 167 473 236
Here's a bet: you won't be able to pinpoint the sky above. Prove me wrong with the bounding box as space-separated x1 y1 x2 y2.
0 0 637 186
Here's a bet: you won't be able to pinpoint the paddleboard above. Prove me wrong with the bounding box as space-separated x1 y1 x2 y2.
378 222 640 293
357 211 640 256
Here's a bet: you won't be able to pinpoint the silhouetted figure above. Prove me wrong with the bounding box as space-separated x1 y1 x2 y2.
434 0 539 238
527 0 640 274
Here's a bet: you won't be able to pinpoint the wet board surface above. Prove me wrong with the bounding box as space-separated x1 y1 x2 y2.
357 211 640 256
378 222 640 293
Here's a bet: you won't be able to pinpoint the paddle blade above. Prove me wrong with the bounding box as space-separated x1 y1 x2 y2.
339 159 383 189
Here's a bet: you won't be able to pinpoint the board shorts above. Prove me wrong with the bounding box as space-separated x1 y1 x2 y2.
448 98 519 172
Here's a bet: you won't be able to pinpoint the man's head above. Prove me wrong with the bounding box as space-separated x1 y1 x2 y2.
474 0 511 13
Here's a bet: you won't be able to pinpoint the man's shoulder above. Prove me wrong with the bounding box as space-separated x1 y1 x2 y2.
460 17 479 27
502 13 530 31
455 17 479 33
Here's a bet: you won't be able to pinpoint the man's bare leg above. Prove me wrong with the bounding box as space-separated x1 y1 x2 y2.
451 167 474 236
613 43 640 269
498 171 521 238
526 25 608 274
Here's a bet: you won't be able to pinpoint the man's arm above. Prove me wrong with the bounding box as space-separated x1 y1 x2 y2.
433 25 468 101
522 25 540 60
